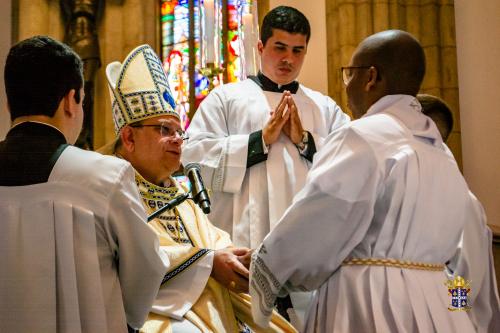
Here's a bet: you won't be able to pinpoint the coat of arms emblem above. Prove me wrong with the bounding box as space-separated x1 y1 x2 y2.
445 276 471 311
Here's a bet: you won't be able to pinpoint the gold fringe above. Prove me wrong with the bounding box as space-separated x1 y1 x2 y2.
342 258 444 271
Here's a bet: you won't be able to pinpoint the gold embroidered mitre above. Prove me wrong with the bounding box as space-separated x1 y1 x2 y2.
106 44 178 134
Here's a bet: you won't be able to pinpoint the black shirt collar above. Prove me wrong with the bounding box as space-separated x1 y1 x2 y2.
248 72 299 94
7 121 67 142
0 122 69 186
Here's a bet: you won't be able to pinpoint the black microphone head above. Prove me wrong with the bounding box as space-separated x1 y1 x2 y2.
200 201 211 214
184 162 201 175
184 163 202 194
184 162 211 215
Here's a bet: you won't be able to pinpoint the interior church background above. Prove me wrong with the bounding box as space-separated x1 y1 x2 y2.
0 0 498 287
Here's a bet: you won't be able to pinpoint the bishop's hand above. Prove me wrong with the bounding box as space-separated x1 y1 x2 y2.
236 248 253 269
211 247 250 293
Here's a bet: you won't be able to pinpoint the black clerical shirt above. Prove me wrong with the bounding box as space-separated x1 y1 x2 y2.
0 122 69 186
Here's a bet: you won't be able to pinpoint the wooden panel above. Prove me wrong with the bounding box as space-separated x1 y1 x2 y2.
257 0 269 28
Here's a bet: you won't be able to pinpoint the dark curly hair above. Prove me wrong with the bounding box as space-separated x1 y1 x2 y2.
260 6 311 46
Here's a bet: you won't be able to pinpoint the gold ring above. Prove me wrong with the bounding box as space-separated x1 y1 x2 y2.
229 281 236 289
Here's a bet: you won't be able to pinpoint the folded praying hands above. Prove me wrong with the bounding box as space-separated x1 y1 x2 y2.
262 90 304 146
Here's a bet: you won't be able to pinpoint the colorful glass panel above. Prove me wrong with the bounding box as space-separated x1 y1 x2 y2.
194 1 209 115
225 0 242 83
160 0 243 128
161 0 191 129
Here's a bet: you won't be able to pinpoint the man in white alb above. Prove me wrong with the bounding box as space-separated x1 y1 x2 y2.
182 7 349 325
0 36 167 332
182 5 349 249
249 30 500 332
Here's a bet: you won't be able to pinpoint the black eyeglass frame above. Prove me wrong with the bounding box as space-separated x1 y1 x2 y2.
130 124 189 140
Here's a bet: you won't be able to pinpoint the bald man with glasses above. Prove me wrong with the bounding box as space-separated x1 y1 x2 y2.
250 30 500 332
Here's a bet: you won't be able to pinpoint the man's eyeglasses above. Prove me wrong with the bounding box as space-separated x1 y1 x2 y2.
340 66 372 85
130 123 189 140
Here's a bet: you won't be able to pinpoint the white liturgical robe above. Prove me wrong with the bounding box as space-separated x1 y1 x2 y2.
182 79 349 248
250 95 500 332
0 146 168 332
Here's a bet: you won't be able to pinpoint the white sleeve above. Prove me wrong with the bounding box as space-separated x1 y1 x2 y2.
152 251 214 319
107 164 169 329
182 87 249 194
150 201 233 318
447 193 500 332
309 95 350 151
250 128 381 327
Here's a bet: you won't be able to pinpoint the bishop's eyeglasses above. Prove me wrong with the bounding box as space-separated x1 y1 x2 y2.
130 123 189 140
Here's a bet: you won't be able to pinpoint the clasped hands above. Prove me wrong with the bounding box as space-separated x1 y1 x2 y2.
262 91 304 146
211 247 253 293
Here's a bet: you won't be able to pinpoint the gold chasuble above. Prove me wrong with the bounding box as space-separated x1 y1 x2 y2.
135 172 296 333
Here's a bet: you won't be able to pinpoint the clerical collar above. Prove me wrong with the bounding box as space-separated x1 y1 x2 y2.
249 72 299 94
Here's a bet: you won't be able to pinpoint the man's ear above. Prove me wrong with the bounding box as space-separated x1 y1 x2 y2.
63 89 78 118
365 66 378 92
120 126 136 152
257 40 264 55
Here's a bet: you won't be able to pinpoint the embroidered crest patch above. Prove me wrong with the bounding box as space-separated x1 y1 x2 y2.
445 276 471 311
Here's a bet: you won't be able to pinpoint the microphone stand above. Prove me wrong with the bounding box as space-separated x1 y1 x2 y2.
147 192 190 222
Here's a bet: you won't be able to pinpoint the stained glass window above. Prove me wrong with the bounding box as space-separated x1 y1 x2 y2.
160 0 194 129
160 0 251 128
225 0 243 83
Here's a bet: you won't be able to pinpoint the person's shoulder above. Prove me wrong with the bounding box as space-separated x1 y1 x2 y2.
341 114 414 160
212 78 259 95
51 146 133 191
298 84 318 94
66 146 129 171
200 79 261 111
298 84 328 99
324 121 365 146
323 116 389 151
350 113 399 134
311 123 381 187
298 84 342 108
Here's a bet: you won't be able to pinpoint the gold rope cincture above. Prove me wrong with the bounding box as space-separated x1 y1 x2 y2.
342 258 444 271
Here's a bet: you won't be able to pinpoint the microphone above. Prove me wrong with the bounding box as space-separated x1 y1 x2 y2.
147 193 189 222
184 163 211 214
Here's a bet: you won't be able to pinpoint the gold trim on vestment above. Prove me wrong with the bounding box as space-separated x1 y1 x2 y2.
342 258 444 271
